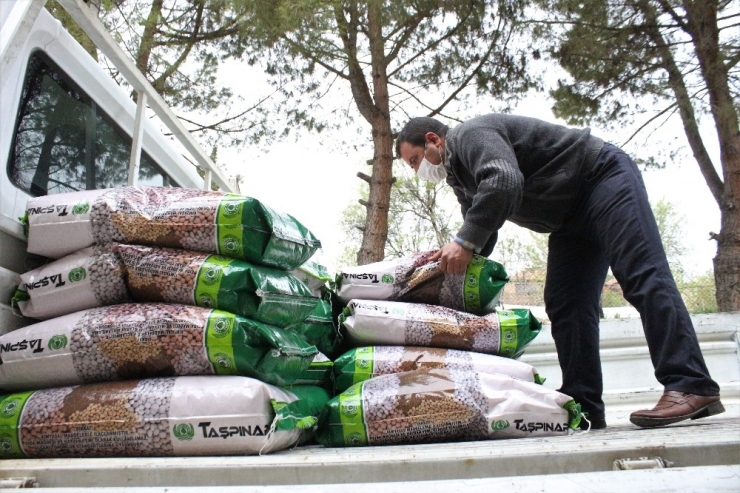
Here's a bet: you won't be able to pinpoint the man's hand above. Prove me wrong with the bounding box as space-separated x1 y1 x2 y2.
430 241 473 274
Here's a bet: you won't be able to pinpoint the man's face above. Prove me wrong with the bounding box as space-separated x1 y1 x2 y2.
398 132 443 172
398 141 426 172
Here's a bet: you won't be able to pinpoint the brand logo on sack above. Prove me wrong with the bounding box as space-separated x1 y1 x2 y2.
341 273 379 283
48 335 68 350
211 318 232 338
222 202 242 218
72 203 90 215
344 387 359 397
356 358 371 370
504 329 515 342
202 266 222 285
222 235 241 255
0 399 20 418
68 268 86 282
491 420 509 431
341 402 359 418
0 435 14 454
466 275 478 287
0 338 43 354
471 256 484 266
514 419 568 433
198 421 270 439
214 353 233 369
381 274 394 284
25 273 66 291
173 423 195 441
26 205 55 216
198 294 215 308
348 432 363 446
466 292 479 302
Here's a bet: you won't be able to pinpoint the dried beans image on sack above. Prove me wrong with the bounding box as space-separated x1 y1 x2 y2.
333 346 544 393
0 376 329 458
116 244 318 328
316 368 581 447
340 300 541 358
337 251 508 314
0 303 318 391
24 186 320 269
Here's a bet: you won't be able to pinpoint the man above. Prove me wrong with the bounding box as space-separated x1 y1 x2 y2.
395 114 723 429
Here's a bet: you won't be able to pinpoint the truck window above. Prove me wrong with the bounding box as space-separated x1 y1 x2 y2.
7 50 175 196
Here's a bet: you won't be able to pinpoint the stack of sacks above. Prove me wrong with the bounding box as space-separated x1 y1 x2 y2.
1 186 333 458
316 251 582 447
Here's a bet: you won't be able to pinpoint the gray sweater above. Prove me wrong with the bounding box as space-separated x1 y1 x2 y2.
444 114 604 256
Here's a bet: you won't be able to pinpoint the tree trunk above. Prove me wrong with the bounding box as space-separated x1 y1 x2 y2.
685 0 740 311
133 0 164 102
356 0 394 265
357 120 394 264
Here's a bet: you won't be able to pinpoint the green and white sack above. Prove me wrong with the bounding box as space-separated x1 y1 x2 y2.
340 300 541 358
316 369 581 447
24 186 321 269
11 246 129 320
289 260 332 298
336 251 508 314
0 376 329 458
284 299 340 357
0 303 318 391
334 346 544 394
116 244 318 328
290 352 334 389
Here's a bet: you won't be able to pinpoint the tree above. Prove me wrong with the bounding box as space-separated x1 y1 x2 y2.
338 159 461 266
495 229 548 278
94 0 275 149
652 198 688 282
533 0 740 311
240 0 537 265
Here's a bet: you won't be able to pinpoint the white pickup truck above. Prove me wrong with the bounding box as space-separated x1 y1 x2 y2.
0 1 737 491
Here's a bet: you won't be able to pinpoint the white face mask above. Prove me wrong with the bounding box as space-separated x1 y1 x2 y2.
416 145 448 184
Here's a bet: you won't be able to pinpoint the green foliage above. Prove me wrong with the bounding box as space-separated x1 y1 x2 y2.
237 0 539 142
533 0 739 152
47 1 98 58
97 0 273 148
679 270 718 314
494 229 548 278
337 159 461 266
651 198 687 282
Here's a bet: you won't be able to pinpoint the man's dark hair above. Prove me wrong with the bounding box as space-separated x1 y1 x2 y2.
394 117 449 158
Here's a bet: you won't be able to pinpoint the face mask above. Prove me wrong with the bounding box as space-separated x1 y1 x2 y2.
416 145 448 183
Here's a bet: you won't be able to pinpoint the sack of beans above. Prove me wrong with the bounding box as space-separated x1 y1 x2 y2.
316 369 581 447
10 246 130 320
284 299 340 357
290 352 333 389
115 244 318 328
23 186 321 269
0 375 329 458
0 303 318 391
336 251 508 314
289 260 332 298
333 346 544 394
340 300 541 358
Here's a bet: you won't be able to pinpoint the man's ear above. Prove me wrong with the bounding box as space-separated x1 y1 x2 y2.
425 132 440 145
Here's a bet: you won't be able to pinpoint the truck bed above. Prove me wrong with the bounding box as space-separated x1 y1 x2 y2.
0 401 737 490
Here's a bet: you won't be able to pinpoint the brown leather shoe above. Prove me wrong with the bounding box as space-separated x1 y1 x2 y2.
630 391 725 428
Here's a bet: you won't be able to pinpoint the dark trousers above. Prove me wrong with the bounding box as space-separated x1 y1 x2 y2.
544 143 720 416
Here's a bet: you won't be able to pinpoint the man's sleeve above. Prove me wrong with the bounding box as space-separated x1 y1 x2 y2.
454 126 524 252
